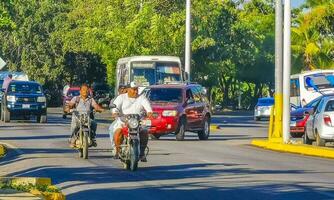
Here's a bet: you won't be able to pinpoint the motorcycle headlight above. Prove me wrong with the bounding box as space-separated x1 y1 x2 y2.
128 118 139 129
7 95 16 102
162 110 178 117
37 96 46 103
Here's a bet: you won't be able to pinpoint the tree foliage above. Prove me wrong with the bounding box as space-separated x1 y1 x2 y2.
0 0 332 108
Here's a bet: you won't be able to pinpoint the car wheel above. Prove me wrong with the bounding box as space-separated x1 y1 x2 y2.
3 108 10 123
150 134 161 140
316 133 326 147
198 116 210 140
175 118 186 141
62 114 67 119
303 131 312 145
37 115 47 123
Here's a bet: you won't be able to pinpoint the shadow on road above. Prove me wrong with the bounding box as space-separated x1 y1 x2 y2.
5 160 333 200
65 182 334 200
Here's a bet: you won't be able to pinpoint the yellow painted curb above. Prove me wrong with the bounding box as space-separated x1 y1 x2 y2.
0 177 66 200
210 125 220 131
251 139 334 159
10 177 52 186
0 144 6 157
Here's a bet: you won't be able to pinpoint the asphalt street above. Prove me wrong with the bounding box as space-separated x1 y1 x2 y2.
0 108 334 200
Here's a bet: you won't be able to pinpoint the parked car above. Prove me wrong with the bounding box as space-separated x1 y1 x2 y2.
145 83 211 141
254 98 274 121
62 87 80 119
290 96 323 137
305 96 334 146
1 81 47 123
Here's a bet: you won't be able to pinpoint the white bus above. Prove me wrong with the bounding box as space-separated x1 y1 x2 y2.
290 70 334 107
115 56 186 94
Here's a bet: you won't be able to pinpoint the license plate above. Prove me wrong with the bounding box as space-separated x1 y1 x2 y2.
290 121 296 127
22 104 30 109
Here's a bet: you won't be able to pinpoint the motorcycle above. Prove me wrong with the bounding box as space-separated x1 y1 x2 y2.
71 110 94 159
111 105 150 171
94 90 112 108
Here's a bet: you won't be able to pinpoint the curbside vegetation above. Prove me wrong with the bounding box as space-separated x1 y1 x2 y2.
0 144 7 158
0 177 65 200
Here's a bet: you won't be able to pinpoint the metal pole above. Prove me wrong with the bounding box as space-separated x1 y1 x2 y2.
185 0 191 81
283 0 291 143
273 0 283 139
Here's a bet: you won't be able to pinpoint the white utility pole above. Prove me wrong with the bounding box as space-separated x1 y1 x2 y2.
272 0 283 139
185 0 191 81
283 0 291 143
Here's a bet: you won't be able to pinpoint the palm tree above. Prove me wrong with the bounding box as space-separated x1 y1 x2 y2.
292 1 334 71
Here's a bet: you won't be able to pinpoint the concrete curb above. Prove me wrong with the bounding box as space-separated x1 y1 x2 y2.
0 177 65 200
0 144 6 157
251 139 334 159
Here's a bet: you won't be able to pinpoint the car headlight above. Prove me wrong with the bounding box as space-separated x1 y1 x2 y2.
162 110 178 117
37 96 46 103
128 118 139 129
7 95 16 102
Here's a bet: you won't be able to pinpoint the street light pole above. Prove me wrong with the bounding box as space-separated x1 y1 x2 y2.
283 0 291 143
185 0 191 81
273 0 283 139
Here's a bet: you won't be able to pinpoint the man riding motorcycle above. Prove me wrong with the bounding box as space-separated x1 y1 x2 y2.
67 84 104 147
110 82 153 162
108 84 128 153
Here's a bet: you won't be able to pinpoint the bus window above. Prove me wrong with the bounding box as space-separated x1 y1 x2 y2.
156 62 181 84
290 78 300 97
304 73 334 90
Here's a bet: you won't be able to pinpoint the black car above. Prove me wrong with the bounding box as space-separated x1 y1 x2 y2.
1 81 47 123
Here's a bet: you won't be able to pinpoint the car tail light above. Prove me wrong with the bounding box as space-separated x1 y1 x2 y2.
324 115 332 126
296 114 310 127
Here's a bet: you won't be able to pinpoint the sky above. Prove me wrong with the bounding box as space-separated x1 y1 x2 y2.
292 0 306 8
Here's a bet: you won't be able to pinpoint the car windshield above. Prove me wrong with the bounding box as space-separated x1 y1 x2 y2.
147 88 183 103
258 99 274 104
8 82 42 94
67 90 80 97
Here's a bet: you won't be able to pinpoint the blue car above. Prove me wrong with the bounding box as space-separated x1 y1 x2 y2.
1 81 47 123
254 97 274 121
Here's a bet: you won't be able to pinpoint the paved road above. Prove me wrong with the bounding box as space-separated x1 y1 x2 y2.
0 109 334 200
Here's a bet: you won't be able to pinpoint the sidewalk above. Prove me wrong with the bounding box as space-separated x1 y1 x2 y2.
0 189 43 200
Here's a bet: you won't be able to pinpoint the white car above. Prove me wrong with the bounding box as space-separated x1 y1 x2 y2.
304 96 334 146
254 98 274 121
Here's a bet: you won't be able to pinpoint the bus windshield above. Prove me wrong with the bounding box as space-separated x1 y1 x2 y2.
131 61 181 86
